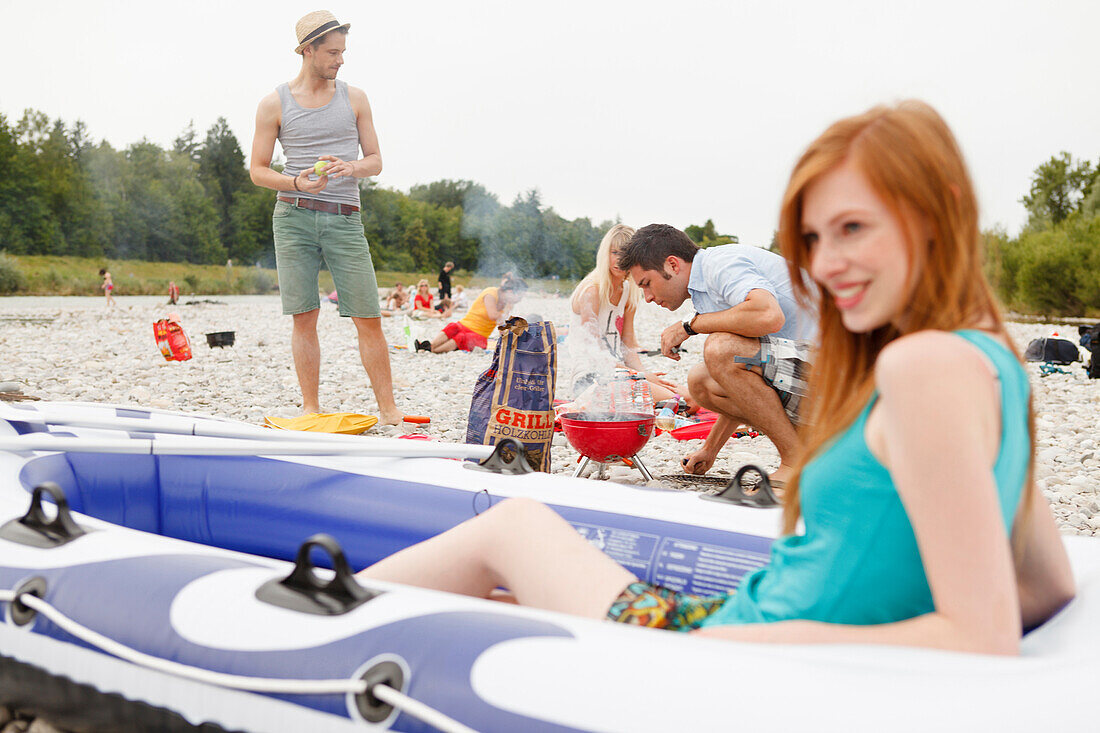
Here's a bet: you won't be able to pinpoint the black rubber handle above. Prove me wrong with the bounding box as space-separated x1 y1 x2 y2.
284 534 369 603
0 482 87 548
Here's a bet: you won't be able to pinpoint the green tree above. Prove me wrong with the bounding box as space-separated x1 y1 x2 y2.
1021 152 1097 230
173 120 201 164
400 218 431 268
408 179 489 210
1011 215 1100 315
228 186 276 265
685 219 738 247
198 117 250 258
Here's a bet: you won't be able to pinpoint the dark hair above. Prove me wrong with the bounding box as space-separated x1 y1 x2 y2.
310 27 348 52
617 224 699 273
99 268 107 276
500 277 528 293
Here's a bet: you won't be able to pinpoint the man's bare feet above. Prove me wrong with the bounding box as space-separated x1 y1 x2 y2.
378 409 404 426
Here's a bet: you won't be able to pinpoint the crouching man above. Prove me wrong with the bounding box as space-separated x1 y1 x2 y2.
617 224 817 486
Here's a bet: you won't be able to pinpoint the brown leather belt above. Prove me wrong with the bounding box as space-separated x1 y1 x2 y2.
277 196 360 215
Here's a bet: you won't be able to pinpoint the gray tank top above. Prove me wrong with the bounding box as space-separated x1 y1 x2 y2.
276 80 361 206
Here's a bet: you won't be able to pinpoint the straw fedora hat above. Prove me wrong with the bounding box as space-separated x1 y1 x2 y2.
294 10 351 54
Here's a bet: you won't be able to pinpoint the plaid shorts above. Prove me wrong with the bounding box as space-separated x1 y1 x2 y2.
606 581 730 632
751 335 812 425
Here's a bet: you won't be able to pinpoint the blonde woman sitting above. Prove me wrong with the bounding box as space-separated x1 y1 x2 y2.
567 223 688 403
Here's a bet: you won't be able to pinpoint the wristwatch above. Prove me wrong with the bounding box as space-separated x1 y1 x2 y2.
682 314 699 336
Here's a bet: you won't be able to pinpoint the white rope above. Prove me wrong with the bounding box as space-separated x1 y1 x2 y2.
372 684 480 733
0 590 365 694
0 590 480 733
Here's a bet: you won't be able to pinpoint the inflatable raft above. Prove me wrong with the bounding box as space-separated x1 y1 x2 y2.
2 402 1099 732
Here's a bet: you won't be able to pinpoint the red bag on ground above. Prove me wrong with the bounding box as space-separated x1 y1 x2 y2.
154 319 193 362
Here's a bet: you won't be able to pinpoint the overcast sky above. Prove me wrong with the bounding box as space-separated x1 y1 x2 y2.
3 0 1098 246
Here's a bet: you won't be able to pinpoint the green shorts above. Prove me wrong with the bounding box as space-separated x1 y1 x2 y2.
271 200 381 318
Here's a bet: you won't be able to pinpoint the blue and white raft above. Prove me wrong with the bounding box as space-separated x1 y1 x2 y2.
1 402 1099 732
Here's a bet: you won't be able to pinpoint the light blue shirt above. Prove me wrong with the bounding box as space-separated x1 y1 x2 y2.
686 244 817 341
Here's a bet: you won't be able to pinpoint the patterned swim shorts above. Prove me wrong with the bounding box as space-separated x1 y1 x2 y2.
606 581 730 632
746 335 813 425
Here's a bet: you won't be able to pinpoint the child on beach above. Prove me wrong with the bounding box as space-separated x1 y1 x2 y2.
99 268 114 307
566 223 689 402
360 101 1074 652
451 285 468 310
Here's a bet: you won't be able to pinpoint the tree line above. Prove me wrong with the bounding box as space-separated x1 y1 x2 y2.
0 109 739 284
5 108 1092 315
984 152 1100 316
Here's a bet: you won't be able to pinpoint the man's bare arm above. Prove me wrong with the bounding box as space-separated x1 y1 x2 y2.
691 289 785 337
660 289 785 358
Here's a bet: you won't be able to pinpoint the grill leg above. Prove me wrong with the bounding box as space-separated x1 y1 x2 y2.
596 462 608 480
572 457 591 478
632 454 655 482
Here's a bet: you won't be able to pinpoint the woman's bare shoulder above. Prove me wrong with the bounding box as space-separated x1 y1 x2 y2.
571 284 600 316
875 330 999 395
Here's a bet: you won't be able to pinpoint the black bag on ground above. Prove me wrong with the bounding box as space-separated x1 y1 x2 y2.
1079 323 1100 378
1024 337 1080 365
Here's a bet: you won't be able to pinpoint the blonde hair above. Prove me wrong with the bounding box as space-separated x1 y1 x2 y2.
571 224 642 313
777 100 1033 535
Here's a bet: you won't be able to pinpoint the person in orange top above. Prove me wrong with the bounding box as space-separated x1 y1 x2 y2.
418 278 526 352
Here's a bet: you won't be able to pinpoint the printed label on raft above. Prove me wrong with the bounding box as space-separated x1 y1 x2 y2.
653 539 769 596
572 523 659 574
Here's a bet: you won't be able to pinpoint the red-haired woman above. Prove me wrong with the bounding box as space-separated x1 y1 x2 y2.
357 101 1074 652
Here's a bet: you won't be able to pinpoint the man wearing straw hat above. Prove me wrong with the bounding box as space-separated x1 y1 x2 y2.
250 11 403 423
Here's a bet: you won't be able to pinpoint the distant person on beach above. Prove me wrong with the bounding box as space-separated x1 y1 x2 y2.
99 268 115 307
167 281 180 305
384 282 409 313
567 224 688 402
356 100 1074 652
437 261 454 300
412 279 441 318
248 10 402 423
451 284 468 310
417 278 526 353
617 225 817 487
434 296 455 319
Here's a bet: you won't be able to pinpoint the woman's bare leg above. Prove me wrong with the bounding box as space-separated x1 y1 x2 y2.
429 332 458 353
357 498 635 619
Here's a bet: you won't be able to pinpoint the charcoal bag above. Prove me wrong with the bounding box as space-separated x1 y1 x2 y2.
466 317 557 471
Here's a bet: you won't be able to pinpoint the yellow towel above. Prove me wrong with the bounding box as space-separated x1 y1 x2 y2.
264 413 379 435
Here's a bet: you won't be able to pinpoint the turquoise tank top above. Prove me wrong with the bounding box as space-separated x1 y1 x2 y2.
703 330 1031 628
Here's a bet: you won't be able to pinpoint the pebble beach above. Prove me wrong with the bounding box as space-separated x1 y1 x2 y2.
2 292 1097 538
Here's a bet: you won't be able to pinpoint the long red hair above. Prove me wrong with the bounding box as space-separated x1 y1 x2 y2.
777 100 1032 535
